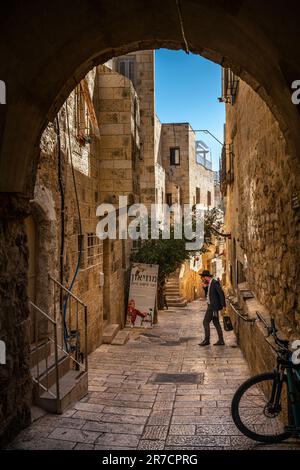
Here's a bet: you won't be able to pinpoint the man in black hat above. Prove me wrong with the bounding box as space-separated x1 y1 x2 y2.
198 270 225 346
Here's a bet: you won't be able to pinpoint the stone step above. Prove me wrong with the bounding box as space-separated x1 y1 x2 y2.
167 300 187 308
31 351 71 392
111 330 130 345
166 296 187 305
37 370 88 414
29 341 52 368
102 323 120 344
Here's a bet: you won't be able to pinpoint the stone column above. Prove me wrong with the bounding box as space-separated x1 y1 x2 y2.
0 194 32 447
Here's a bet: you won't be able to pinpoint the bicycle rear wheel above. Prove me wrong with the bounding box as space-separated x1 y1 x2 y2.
231 372 292 443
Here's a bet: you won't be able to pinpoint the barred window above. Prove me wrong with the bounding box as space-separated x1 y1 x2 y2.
87 233 101 268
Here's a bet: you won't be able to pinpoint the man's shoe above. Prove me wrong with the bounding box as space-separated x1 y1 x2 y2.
198 339 210 346
213 340 225 346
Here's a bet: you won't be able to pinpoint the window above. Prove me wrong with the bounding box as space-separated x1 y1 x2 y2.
116 57 136 87
87 233 101 268
221 68 239 104
196 187 201 204
207 191 212 207
170 147 180 166
166 193 172 207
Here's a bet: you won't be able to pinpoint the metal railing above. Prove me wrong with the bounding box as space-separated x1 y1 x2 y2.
49 275 88 373
226 297 256 323
29 278 88 412
29 301 60 410
226 297 256 346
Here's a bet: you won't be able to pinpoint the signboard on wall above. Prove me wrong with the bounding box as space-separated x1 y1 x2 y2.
126 263 159 328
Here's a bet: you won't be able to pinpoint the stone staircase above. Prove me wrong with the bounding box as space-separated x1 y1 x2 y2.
30 340 88 414
29 277 89 414
165 274 187 308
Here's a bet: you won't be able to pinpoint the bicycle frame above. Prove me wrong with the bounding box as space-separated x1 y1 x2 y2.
286 365 300 434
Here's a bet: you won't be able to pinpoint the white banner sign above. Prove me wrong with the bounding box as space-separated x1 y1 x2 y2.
127 263 159 328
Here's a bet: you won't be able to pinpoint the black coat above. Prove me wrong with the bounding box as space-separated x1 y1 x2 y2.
207 279 226 311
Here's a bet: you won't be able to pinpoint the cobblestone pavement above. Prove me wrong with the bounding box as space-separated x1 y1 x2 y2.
8 301 300 450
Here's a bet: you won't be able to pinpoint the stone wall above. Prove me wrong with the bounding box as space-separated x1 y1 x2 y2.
96 65 141 202
161 123 190 205
132 51 155 207
35 70 104 354
0 196 32 447
189 146 215 209
31 64 140 354
224 78 300 339
161 123 215 208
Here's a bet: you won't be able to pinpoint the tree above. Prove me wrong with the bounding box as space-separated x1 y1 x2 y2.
131 208 224 310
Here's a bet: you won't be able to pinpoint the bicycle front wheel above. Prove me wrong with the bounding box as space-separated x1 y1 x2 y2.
231 372 292 443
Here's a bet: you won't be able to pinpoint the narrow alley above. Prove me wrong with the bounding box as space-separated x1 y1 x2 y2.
8 301 300 451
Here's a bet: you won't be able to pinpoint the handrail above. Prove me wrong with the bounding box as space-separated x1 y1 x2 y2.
49 275 87 307
31 377 56 398
49 275 88 373
29 301 60 406
29 301 56 325
226 297 256 323
47 336 83 369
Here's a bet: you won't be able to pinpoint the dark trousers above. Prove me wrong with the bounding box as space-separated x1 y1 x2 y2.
203 306 224 342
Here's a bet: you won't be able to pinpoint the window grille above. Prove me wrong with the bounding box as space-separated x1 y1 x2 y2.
86 233 102 268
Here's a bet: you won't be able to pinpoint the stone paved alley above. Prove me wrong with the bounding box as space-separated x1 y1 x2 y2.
8 301 300 451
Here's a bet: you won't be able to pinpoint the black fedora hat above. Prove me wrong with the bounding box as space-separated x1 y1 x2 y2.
199 269 213 277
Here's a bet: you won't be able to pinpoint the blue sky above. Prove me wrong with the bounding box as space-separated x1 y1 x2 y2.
155 49 225 171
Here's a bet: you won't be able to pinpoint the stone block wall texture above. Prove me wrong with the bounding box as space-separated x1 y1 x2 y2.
133 51 156 207
96 65 141 203
32 64 139 355
0 199 32 447
225 78 300 338
161 123 190 205
161 123 215 208
189 140 215 208
36 70 104 355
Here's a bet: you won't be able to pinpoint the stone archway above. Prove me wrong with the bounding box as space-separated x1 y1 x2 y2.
29 185 58 328
0 1 300 196
1 0 300 446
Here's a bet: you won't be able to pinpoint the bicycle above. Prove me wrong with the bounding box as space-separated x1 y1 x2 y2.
231 312 300 443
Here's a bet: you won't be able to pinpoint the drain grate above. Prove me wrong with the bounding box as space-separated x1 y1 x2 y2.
152 372 204 384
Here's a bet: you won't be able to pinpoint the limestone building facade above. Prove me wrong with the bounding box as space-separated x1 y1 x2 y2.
221 69 300 375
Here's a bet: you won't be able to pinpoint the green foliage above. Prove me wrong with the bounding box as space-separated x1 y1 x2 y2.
131 208 223 286
132 236 190 286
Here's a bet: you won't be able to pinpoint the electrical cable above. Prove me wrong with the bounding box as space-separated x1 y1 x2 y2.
55 115 66 340
62 98 84 352
175 0 190 54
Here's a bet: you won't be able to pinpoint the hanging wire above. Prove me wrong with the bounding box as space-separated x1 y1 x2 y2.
62 98 84 351
175 0 190 54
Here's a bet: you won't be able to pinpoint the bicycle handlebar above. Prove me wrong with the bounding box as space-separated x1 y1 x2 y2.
256 311 289 354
